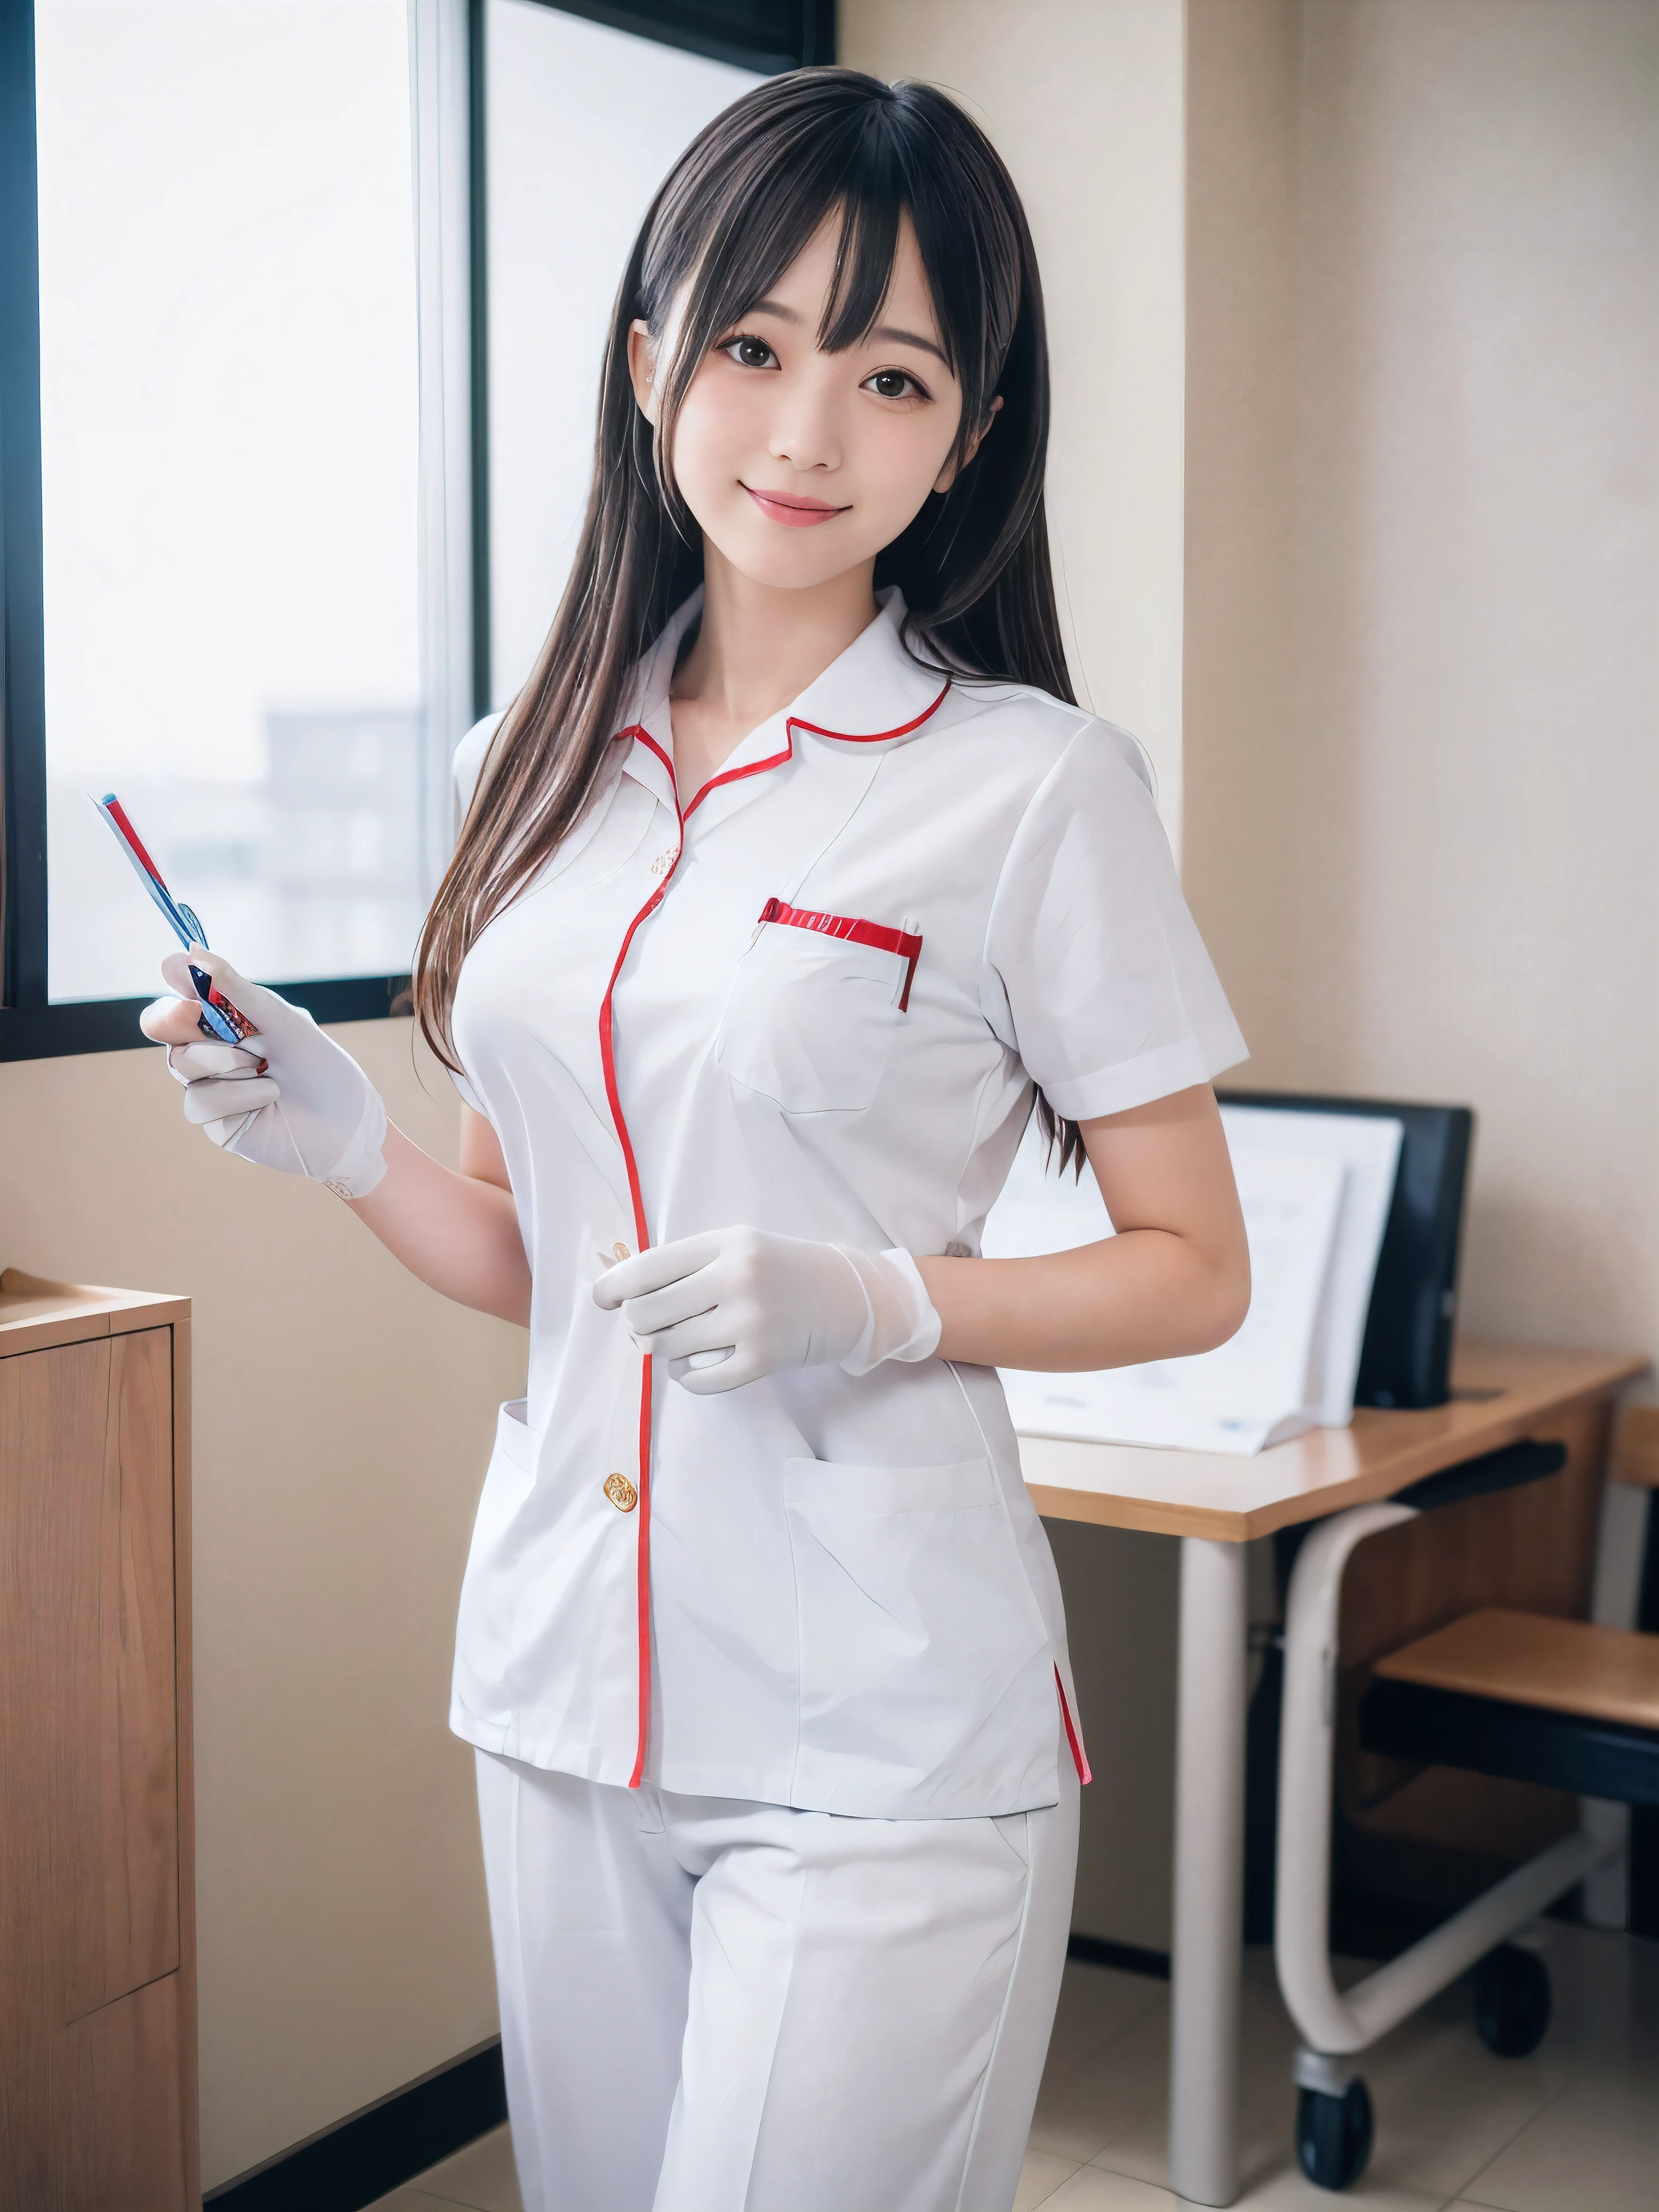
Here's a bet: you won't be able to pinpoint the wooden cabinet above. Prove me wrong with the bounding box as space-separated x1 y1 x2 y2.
0 1271 198 2210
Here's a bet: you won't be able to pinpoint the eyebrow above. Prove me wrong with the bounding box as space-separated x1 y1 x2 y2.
746 297 951 368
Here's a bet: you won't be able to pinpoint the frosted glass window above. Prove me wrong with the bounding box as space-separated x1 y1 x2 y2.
37 0 423 1001
487 0 758 704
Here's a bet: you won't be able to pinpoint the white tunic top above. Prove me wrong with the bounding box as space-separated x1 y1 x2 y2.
446 588 1245 1818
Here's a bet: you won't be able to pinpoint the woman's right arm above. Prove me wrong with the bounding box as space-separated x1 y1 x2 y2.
143 950 531 1327
347 1109 531 1327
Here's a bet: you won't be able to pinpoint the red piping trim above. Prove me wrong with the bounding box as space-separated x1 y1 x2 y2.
598 725 683 1789
757 898 923 1012
683 738 794 819
1056 1667 1091 1785
629 727 677 785
788 675 952 746
643 672 953 821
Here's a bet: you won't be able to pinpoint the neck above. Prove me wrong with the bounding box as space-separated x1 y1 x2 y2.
668 545 879 796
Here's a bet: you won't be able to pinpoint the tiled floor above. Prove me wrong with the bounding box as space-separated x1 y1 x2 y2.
371 1925 1659 2212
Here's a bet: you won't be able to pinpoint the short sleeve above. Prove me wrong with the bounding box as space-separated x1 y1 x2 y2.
982 721 1246 1119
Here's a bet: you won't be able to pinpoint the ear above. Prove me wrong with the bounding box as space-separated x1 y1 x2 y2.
933 395 1003 494
628 318 660 425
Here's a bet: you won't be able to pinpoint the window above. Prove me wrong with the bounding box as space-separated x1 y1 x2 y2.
0 0 831 1058
36 0 425 1006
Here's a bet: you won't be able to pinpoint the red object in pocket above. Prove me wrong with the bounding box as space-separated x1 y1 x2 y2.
757 899 923 1012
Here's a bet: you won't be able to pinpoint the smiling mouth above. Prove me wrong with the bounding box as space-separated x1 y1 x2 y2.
741 484 851 527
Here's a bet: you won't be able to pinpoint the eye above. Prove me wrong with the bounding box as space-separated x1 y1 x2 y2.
720 333 778 370
863 366 930 402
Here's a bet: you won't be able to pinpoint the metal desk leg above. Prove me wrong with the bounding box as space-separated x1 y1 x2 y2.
1169 1534 1250 2207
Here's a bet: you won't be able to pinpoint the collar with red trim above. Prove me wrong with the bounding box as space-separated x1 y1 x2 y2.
614 586 950 816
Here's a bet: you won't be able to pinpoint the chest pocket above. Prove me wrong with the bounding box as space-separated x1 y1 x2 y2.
715 899 921 1114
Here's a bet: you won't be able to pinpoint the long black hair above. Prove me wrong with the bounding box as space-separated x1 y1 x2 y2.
416 66 1084 1168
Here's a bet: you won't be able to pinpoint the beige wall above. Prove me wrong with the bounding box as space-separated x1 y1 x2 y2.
1187 0 1659 1359
1182 0 1301 1077
1290 0 1659 1358
0 1023 523 2189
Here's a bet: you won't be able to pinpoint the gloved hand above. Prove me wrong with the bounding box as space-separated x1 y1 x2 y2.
139 949 388 1198
593 1226 942 1395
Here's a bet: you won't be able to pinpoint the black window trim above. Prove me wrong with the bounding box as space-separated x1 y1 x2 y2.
0 0 831 1063
533 0 834 79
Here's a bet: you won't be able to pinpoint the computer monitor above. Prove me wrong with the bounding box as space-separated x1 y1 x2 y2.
1216 1090 1475 1410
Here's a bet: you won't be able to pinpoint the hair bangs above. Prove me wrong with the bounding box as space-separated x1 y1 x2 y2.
644 109 859 410
816 148 908 358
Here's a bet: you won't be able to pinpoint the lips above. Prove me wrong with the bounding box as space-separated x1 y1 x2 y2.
742 484 850 529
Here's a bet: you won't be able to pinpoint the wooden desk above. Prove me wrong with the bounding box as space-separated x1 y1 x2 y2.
1022 1341 1645 2209
1023 1342 1642 1540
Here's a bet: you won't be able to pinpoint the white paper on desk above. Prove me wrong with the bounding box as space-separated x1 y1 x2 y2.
1218 1107 1403 1427
983 1123 1347 1454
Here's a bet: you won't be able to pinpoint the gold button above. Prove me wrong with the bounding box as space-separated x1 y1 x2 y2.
604 1471 639 1513
612 1241 631 1261
649 850 677 875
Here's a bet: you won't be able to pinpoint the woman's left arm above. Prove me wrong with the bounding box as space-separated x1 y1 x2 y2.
914 1083 1250 1372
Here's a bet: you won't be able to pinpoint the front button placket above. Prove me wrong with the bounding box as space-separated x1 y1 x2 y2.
598 718 800 1790
596 727 685 1787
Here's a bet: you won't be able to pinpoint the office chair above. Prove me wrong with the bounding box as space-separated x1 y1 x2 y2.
1271 1414 1659 2190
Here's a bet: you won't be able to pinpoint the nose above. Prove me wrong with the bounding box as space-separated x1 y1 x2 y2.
769 371 842 475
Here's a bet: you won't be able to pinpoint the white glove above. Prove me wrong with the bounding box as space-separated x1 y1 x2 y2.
139 949 388 1199
593 1226 942 1396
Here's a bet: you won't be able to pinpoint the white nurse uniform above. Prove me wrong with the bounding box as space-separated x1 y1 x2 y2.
447 586 1244 2210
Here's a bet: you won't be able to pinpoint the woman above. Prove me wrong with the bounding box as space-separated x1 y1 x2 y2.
144 68 1249 2212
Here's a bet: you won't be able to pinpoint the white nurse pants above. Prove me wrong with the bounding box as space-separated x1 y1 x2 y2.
475 1750 1080 2212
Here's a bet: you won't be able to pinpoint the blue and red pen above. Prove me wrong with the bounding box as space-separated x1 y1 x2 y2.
91 792 263 1059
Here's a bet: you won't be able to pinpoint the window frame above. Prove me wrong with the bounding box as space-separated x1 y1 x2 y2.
0 0 831 1062
533 0 834 78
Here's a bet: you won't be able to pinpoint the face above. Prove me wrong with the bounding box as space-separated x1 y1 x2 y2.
630 212 995 593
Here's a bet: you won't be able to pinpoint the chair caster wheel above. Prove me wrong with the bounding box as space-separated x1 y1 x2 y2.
1295 2078 1374 2192
1474 1943 1552 2057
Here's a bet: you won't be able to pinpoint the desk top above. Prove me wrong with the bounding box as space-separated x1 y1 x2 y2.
1021 1340 1647 1542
